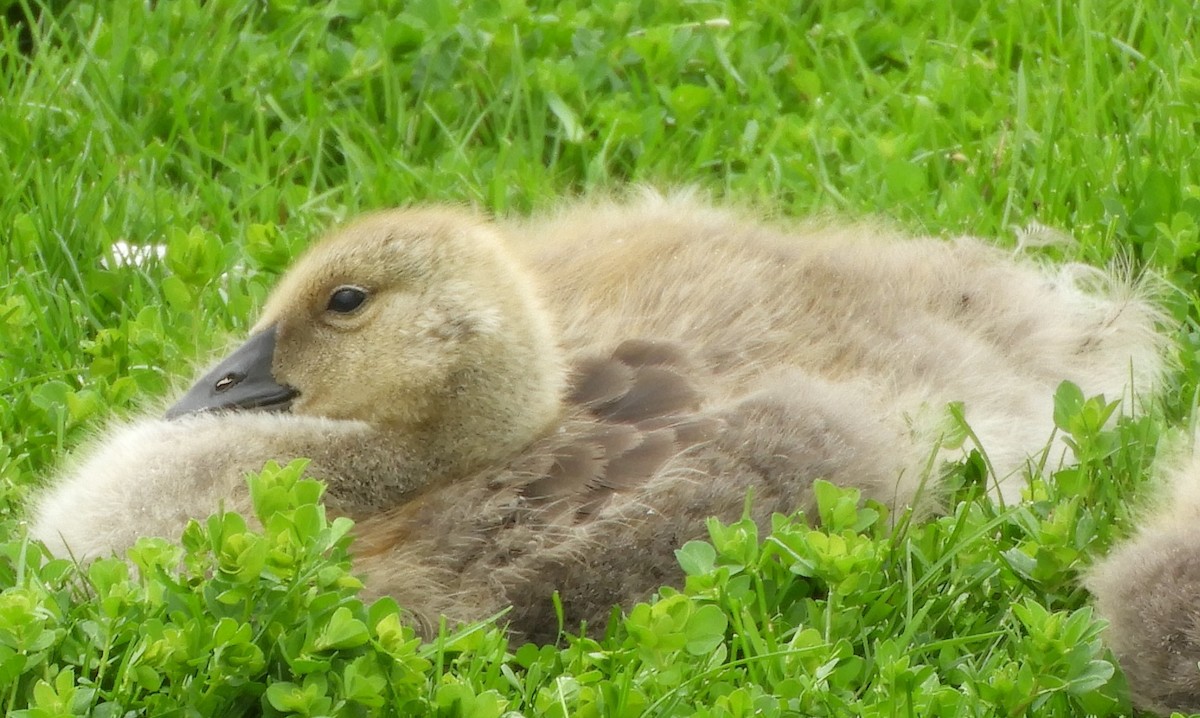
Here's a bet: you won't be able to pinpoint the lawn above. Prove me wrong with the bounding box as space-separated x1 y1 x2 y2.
2 0 1199 715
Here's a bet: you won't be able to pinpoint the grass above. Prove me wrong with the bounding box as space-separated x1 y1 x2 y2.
1 0 1199 715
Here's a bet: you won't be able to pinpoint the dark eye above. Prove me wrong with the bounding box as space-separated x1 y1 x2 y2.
327 286 367 314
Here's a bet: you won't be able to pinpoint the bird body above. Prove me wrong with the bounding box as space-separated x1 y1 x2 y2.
29 192 1168 641
1089 448 1200 714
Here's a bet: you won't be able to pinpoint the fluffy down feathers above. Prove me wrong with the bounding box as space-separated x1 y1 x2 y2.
29 192 1168 643
1089 448 1200 715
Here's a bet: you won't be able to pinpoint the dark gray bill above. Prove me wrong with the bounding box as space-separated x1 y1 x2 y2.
165 325 298 419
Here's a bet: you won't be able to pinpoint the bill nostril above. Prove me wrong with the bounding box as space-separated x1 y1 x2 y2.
214 373 243 393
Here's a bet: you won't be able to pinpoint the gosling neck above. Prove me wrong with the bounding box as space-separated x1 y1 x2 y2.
408 326 567 484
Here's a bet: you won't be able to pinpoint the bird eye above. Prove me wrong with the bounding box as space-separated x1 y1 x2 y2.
327 286 368 314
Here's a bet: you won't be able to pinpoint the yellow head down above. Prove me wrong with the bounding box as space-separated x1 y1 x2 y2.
172 208 566 477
